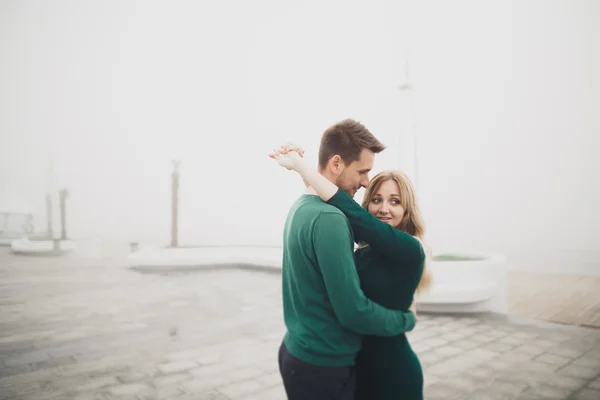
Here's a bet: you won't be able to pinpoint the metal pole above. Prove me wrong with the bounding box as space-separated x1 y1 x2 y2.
46 161 54 239
398 50 419 192
408 83 419 193
46 192 53 239
171 161 180 248
59 188 68 240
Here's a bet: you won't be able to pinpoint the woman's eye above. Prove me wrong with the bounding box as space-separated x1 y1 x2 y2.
372 198 381 204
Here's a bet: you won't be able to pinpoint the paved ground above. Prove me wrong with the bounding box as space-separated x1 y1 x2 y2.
0 248 599 400
508 271 600 329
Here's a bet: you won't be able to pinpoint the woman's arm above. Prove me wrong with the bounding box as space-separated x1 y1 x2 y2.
284 151 424 265
326 188 425 265
270 143 310 188
287 151 338 200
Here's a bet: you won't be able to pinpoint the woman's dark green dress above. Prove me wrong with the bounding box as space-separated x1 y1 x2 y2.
328 189 425 400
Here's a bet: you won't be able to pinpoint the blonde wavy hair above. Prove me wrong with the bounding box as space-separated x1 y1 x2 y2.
360 170 432 294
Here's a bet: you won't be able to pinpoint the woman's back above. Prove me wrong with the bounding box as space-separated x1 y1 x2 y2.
355 247 421 309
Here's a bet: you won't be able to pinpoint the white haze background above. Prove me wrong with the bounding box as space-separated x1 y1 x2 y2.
1 0 598 274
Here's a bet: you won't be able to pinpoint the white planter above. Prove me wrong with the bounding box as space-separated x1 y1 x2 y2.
415 253 507 314
10 238 76 255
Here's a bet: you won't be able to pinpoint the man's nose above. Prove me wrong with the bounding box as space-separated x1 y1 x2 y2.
360 176 370 188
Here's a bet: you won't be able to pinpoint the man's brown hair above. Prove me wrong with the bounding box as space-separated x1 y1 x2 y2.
318 119 386 170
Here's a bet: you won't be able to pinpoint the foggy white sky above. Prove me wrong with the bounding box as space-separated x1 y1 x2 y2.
1 0 598 272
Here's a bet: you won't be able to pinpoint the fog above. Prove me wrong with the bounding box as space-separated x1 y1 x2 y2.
1 0 598 274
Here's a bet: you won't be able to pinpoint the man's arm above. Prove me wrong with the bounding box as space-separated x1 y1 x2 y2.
313 212 416 336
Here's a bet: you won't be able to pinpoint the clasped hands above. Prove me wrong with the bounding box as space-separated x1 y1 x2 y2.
268 142 305 171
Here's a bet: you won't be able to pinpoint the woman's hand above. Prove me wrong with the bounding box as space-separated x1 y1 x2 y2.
268 142 305 171
409 300 419 322
270 150 297 171
283 142 305 157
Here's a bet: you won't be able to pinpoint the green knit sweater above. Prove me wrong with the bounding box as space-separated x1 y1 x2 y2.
281 194 416 367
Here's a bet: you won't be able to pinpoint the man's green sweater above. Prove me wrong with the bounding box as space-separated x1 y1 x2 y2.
282 194 416 367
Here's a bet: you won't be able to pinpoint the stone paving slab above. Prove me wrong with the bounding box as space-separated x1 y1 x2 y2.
0 248 599 399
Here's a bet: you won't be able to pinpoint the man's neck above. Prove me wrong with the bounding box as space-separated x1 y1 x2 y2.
305 168 336 196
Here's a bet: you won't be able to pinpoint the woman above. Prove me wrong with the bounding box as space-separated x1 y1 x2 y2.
272 144 431 400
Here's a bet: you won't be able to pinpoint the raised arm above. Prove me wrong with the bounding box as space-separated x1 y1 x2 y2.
282 150 423 265
327 189 424 265
314 212 417 335
288 151 338 201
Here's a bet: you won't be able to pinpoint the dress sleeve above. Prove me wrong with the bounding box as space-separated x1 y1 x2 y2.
326 189 425 266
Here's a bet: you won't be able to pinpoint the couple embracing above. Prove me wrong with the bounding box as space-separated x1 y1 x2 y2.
270 119 432 400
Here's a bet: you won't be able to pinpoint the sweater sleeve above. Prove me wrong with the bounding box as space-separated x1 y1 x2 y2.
327 189 425 266
312 212 417 336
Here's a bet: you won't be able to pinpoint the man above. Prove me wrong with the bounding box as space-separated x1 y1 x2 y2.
276 119 417 400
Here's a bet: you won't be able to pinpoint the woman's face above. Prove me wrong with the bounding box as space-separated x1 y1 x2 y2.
367 179 405 228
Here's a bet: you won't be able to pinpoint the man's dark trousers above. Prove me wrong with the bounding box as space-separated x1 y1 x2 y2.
278 342 356 400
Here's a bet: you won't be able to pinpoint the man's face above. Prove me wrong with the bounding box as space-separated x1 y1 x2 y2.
335 149 375 197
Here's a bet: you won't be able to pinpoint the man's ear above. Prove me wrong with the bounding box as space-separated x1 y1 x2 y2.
329 155 345 174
